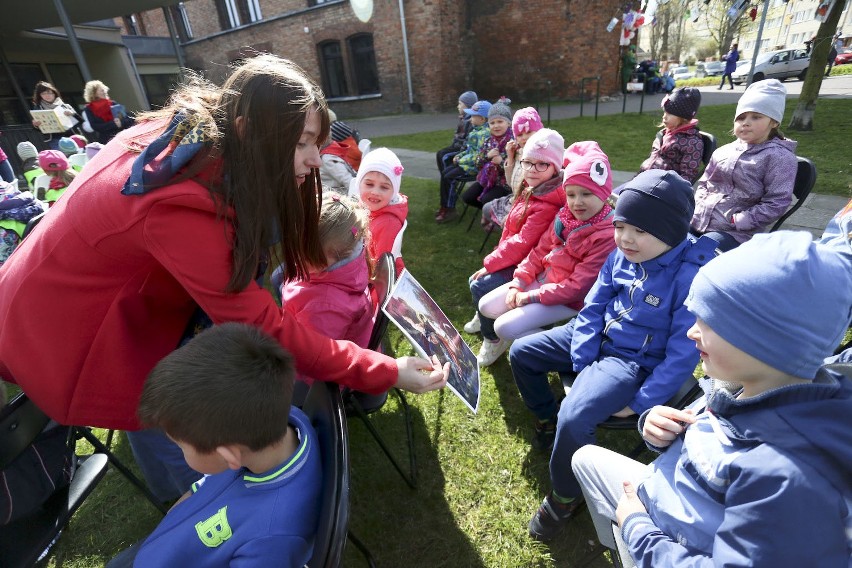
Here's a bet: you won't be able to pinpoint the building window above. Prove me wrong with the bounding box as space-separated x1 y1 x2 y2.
141 74 180 109
348 34 380 95
123 14 144 35
215 0 262 30
169 3 194 40
318 41 348 98
317 33 380 99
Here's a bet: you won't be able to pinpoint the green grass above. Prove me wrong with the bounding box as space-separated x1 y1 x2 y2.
374 98 852 197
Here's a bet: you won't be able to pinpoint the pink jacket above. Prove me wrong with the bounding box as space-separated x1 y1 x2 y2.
368 195 408 275
281 248 374 367
512 209 616 309
483 175 565 273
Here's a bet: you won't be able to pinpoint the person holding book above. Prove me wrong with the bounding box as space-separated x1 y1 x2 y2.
30 81 80 150
82 80 134 144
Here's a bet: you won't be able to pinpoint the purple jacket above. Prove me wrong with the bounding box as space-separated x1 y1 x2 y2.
691 137 797 243
639 121 705 183
722 48 739 74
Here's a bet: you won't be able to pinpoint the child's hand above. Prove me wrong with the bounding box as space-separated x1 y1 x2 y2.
491 155 503 165
612 406 636 418
616 481 647 526
395 355 449 393
453 155 460 164
470 267 488 281
486 148 499 159
642 406 696 448
506 140 518 160
504 288 519 308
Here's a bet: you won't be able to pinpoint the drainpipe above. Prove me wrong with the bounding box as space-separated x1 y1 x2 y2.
52 0 92 81
397 0 419 111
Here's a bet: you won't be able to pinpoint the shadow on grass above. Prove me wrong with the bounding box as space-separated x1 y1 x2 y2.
345 398 487 567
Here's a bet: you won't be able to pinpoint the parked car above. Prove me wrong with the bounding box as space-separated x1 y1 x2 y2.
836 47 852 66
672 65 693 81
695 61 724 78
731 48 810 84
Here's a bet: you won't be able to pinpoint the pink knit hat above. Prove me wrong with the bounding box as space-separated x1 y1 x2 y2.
521 128 564 172
562 141 612 202
512 107 543 137
38 150 69 173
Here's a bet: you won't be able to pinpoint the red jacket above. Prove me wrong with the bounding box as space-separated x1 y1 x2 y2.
512 210 616 309
0 120 396 430
368 195 408 275
483 175 565 273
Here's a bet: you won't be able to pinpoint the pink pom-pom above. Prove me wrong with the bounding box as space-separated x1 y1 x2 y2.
394 165 404 176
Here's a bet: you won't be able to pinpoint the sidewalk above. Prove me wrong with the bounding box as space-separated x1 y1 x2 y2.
353 75 852 237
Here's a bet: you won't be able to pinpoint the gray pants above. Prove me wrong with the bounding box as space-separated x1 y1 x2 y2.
571 445 652 566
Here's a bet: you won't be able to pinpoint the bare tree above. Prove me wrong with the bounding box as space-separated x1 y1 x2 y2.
788 0 843 131
700 0 750 57
647 1 690 62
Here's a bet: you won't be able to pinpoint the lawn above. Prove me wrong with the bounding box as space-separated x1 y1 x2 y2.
374 98 852 197
43 96 850 568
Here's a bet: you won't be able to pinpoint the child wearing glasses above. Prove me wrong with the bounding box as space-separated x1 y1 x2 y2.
475 142 616 367
463 129 566 342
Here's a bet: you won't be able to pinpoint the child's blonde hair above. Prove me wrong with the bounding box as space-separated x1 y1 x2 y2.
319 193 370 269
49 169 76 186
83 80 109 103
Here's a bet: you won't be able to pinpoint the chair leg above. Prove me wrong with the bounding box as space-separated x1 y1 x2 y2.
466 209 478 232
347 395 416 489
347 530 377 568
105 429 115 450
456 201 468 224
76 427 169 514
479 225 495 253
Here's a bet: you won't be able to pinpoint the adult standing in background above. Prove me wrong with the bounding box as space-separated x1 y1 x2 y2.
719 43 739 90
30 81 80 150
82 80 134 144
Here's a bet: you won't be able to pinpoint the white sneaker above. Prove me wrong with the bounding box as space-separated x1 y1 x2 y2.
463 313 481 334
477 338 509 366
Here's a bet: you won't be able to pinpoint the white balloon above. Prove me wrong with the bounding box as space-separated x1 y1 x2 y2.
351 0 373 23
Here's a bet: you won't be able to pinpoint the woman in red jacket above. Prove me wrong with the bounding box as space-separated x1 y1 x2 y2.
0 56 446 501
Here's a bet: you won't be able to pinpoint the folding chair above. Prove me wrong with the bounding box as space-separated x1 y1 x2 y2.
343 253 417 489
302 380 374 568
0 393 108 568
452 175 478 229
770 156 816 232
68 153 88 172
698 131 717 176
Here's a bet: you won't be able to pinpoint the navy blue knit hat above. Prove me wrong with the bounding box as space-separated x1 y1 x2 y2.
613 169 694 247
662 87 701 120
686 231 852 379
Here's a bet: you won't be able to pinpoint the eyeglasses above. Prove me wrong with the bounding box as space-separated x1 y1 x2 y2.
520 160 551 172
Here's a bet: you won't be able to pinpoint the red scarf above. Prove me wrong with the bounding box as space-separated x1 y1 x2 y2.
558 203 612 237
88 98 114 123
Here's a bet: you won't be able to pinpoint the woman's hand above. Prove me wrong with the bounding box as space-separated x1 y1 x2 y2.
616 481 647 526
395 355 449 393
641 406 696 448
470 267 488 281
32 120 41 128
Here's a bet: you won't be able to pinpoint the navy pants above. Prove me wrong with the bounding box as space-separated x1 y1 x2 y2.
469 267 514 340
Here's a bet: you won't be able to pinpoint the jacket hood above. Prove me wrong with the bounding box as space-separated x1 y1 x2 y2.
735 136 797 154
305 247 370 293
320 141 351 158
707 364 852 495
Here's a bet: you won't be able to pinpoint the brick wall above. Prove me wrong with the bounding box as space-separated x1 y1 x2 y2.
168 0 625 117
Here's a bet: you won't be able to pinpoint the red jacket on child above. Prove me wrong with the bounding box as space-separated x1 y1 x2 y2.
368 195 408 275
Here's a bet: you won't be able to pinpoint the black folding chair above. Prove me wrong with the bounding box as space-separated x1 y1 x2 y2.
0 394 108 568
697 130 717 180
771 156 817 232
343 253 417 489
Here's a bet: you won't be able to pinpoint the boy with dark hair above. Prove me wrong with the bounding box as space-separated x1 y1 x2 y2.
572 231 852 566
108 322 321 568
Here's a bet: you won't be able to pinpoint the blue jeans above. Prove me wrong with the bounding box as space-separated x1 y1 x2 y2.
693 229 739 252
470 267 514 340
0 159 14 183
509 321 576 421
126 428 202 502
550 357 648 499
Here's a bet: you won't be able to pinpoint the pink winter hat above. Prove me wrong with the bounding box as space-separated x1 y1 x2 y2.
38 150 69 173
521 128 565 172
512 107 543 137
562 141 613 202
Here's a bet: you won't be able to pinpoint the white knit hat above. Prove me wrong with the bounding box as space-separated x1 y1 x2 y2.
735 79 787 124
348 147 405 202
17 141 38 161
521 128 565 172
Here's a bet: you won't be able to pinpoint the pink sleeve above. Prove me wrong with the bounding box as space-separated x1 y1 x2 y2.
535 234 615 308
483 203 556 273
512 229 553 287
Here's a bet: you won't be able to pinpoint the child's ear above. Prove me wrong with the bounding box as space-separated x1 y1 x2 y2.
215 445 243 470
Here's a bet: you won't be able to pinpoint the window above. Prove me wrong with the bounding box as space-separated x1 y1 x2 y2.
215 0 262 30
318 41 348 98
169 3 194 40
141 74 180 109
317 33 380 99
348 34 380 95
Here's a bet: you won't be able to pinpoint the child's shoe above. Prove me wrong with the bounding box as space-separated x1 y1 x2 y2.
435 207 457 223
477 338 509 366
531 417 557 452
528 492 585 541
463 313 481 334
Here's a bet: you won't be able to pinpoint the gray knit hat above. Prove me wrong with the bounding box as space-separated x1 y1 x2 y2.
458 91 478 108
487 96 513 122
17 141 38 161
736 79 786 123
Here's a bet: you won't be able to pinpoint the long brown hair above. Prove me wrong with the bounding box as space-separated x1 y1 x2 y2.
138 55 329 291
32 81 62 107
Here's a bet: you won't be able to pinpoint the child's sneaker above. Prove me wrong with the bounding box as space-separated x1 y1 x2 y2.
463 313 481 334
531 418 557 452
528 493 585 541
477 338 509 366
436 207 457 224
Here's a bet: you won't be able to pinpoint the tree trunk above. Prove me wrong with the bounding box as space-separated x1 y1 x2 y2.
788 0 843 131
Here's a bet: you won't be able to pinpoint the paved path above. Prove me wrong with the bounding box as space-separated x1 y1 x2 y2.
353 75 851 237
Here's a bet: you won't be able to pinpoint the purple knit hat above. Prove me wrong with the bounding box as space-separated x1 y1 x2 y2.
512 107 544 137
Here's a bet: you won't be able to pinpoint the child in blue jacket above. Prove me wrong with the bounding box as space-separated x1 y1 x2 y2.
513 170 717 541
572 231 852 567
108 323 321 568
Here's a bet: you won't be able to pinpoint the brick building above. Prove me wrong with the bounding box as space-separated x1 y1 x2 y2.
169 0 624 117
